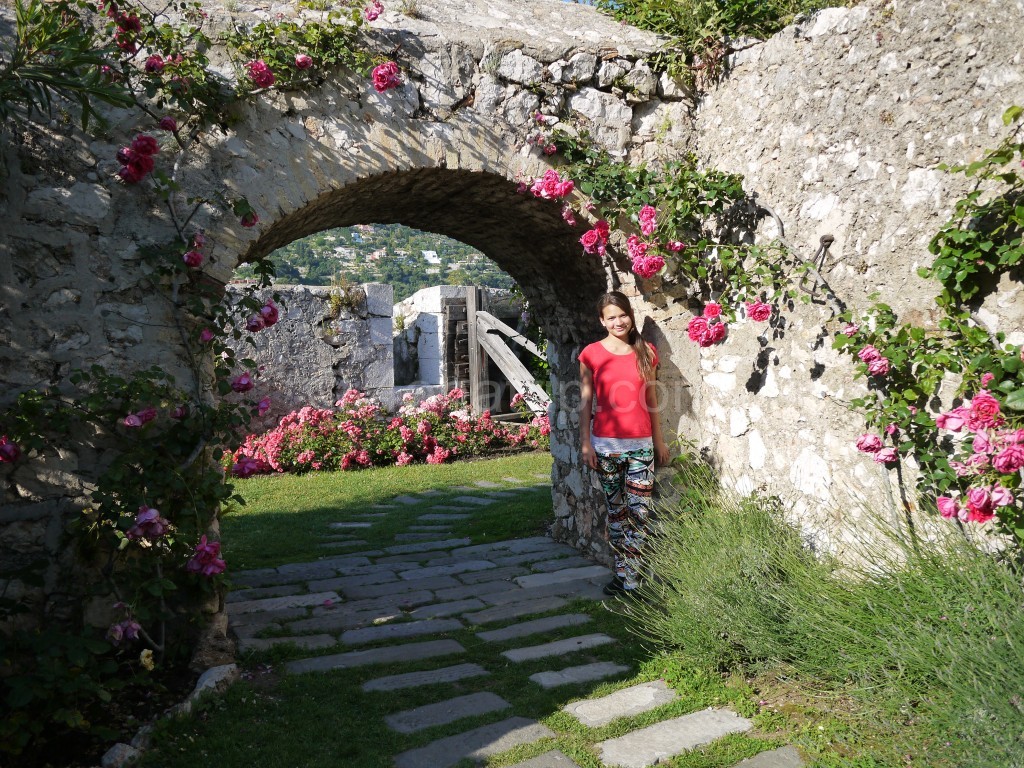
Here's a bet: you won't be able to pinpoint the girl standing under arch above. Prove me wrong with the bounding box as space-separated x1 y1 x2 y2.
579 291 670 596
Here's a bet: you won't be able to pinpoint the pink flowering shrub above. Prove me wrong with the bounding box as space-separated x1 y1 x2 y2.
371 60 402 92
228 388 550 476
529 169 574 200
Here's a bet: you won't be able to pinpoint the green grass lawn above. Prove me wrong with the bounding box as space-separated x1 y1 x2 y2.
220 452 554 570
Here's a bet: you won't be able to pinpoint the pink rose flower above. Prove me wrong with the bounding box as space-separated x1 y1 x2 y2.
295 53 313 70
703 302 722 319
260 300 279 326
972 431 992 455
707 322 727 345
257 397 271 416
993 444 1024 474
136 407 157 424
935 408 966 431
967 390 1002 430
873 447 898 464
990 484 1015 507
580 229 602 254
232 456 262 478
199 328 215 343
126 505 169 540
632 254 665 279
529 169 574 200
626 234 649 261
666 241 687 252
855 434 883 453
187 535 226 575
980 372 995 387
363 0 383 21
867 357 890 376
183 250 203 268
171 404 189 420
241 211 260 228
123 413 143 427
231 372 255 393
745 301 772 322
543 144 558 156
595 220 610 239
131 134 159 156
688 316 709 342
857 345 882 363
192 232 206 248
246 315 266 333
0 436 21 463
246 60 275 89
371 60 402 92
638 205 657 236
936 496 960 519
144 55 164 74
841 323 859 336
159 116 177 132
561 204 576 226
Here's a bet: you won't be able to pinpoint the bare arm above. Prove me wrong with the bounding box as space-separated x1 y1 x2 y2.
579 362 598 469
646 370 671 467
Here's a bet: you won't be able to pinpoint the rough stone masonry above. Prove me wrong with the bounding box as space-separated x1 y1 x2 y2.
1 0 1023 622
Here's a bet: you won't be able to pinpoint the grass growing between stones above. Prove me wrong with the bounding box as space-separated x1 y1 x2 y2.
221 452 553 569
627 463 1024 768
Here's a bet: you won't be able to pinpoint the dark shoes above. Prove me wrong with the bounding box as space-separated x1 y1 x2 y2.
603 577 641 598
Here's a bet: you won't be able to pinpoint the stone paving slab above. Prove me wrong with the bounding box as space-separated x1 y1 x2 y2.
319 541 369 549
490 551 579 568
482 491 518 499
340 618 463 646
237 634 336 654
419 512 471 521
228 606 309 627
452 496 498 506
228 591 341 615
529 662 632 689
731 746 805 768
393 716 555 768
312 590 437 615
457 566 529 584
480 580 607 606
226 584 303 604
376 549 457 564
502 477 524 483
465 596 569 626
362 662 490 692
394 495 424 505
409 525 453 532
432 580 516 602
341 575 461 600
393 533 450 542
329 521 373 529
531 473 550 479
527 556 596 573
384 538 471 554
473 480 503 488
287 607 403 634
385 691 511 734
399 560 496 580
371 504 397 509
515 566 613 589
449 541 512 558
597 709 752 768
409 598 487 618
315 554 380 569
285 639 466 674
353 512 388 518
508 750 583 768
308 571 398 592
501 633 616 663
563 680 677 728
477 613 592 643
231 567 288 588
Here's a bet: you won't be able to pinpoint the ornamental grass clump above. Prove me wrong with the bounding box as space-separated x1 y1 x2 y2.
628 459 1024 766
228 388 550 476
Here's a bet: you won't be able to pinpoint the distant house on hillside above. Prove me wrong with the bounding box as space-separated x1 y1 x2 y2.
422 250 441 265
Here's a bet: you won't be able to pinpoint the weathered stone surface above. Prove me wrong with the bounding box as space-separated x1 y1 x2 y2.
409 598 486 618
225 584 303 603
341 618 462 645
563 680 677 728
362 662 490 692
393 717 555 768
101 742 141 768
419 513 471 521
501 633 616 662
514 565 610 589
385 692 511 734
237 634 336 653
384 538 471 554
329 521 373 529
308 571 397 592
228 591 340 615
477 613 592 643
457 565 530 584
451 495 497 506
286 639 466 674
398 560 496 580
597 709 752 767
464 596 568 626
393 495 424 505
731 746 806 768
341 575 460 599
529 662 631 689
432 580 516 602
508 750 583 768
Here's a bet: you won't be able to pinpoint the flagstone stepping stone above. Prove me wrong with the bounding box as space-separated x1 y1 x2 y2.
312 590 438 615
481 579 607 606
231 567 285 588
399 560 496 580
409 525 452 532
228 606 308 627
465 596 569 626
515 566 611 589
477 613 592 643
502 633 616 663
371 504 398 509
394 495 424 505
226 584 302 604
505 537 568 553
394 533 450 542
319 541 369 549
308 571 398 592
502 477 524 483
731 746 805 768
377 549 457 564
409 598 487 618
228 591 341 615
453 496 497 506
340 618 463 645
420 513 471 521
354 512 388 518
473 480 503 488
393 716 555 768
432 580 515 602
385 691 511 734
458 566 529 584
531 473 550 479
508 750 582 768
329 521 373 529
237 634 336 654
286 638 466 674
385 538 471 554
596 709 753 768
528 556 595 573
482 491 518 499
529 662 632 690
451 485 478 492
287 607 403 634
563 680 677 728
362 662 490 692
341 575 460 599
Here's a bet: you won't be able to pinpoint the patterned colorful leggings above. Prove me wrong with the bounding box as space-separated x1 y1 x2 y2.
595 446 655 589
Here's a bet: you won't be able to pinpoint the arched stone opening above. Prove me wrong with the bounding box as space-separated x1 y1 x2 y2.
213 166 612 551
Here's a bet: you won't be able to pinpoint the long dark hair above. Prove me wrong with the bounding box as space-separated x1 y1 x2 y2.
596 291 656 380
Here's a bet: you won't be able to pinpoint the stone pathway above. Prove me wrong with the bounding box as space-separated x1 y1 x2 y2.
227 475 805 768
